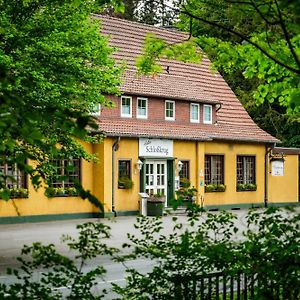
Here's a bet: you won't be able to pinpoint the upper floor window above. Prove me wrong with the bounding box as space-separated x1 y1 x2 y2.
205 155 224 185
0 163 27 189
121 96 132 118
165 100 175 121
237 156 256 185
50 158 81 189
137 97 148 119
190 103 200 123
203 104 212 124
90 103 101 116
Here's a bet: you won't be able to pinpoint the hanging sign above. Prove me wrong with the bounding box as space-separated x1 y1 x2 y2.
139 138 173 157
271 159 284 176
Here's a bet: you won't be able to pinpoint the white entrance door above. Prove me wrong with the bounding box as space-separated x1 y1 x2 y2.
145 160 167 199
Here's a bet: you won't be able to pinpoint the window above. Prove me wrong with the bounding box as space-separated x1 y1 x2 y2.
205 155 224 185
165 100 175 121
190 103 200 123
237 156 256 184
121 96 132 118
179 160 190 187
118 160 132 189
90 103 101 116
203 104 212 124
0 163 27 189
50 158 81 188
137 97 148 119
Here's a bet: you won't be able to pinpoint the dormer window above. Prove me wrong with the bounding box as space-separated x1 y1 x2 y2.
121 96 132 118
190 103 200 123
137 97 148 119
203 104 212 124
165 100 175 121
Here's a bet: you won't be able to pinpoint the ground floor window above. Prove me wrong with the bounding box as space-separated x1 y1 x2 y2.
0 163 27 189
50 158 81 188
237 156 256 190
118 160 133 189
179 160 190 187
204 155 224 185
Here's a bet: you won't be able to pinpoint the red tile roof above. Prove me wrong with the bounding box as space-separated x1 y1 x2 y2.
96 15 279 144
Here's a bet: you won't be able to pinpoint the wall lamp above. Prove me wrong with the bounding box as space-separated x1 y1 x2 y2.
136 159 143 172
177 160 183 172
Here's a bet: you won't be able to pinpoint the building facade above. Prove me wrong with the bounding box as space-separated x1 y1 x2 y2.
0 16 299 223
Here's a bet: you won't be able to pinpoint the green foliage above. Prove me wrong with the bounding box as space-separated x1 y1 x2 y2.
118 176 134 189
0 188 29 200
136 34 201 75
45 187 78 197
114 207 300 299
237 183 257 192
0 221 119 299
111 0 181 26
0 0 122 207
205 183 226 193
179 177 191 189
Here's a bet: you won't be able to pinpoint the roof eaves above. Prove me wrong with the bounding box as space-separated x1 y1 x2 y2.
210 136 280 144
101 131 212 141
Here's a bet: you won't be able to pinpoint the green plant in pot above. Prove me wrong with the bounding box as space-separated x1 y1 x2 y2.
118 176 134 189
147 193 166 217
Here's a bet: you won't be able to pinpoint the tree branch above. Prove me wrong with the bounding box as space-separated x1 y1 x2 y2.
181 7 300 75
274 0 300 71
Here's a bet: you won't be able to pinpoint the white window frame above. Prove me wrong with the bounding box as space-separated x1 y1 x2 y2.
90 103 101 116
190 103 200 123
203 104 213 124
121 96 132 118
136 97 148 119
165 100 175 121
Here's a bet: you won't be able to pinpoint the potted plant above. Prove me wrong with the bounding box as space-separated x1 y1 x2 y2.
180 177 191 189
237 183 257 192
118 176 134 189
147 193 166 216
205 184 226 193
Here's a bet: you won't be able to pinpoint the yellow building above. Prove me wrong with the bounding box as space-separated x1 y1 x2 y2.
0 16 299 223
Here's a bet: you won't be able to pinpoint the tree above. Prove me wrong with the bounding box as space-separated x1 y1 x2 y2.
0 0 122 204
107 0 181 26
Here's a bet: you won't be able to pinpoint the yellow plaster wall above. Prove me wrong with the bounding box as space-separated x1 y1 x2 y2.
203 142 266 206
114 138 140 211
268 155 299 203
0 142 96 217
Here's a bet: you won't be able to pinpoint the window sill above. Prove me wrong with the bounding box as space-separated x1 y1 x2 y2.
236 189 257 192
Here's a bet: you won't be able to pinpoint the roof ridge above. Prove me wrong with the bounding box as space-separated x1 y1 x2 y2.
93 13 188 37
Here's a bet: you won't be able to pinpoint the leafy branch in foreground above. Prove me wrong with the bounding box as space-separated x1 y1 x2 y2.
114 207 300 299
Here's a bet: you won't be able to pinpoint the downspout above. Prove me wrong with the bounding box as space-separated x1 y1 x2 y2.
264 143 274 208
112 137 120 217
